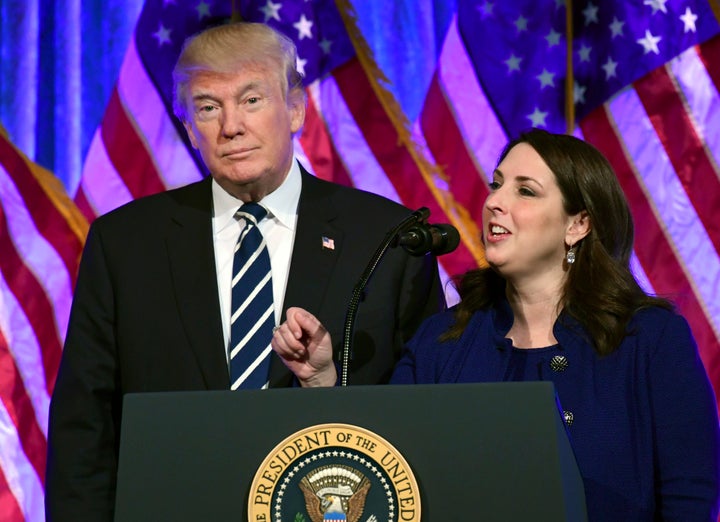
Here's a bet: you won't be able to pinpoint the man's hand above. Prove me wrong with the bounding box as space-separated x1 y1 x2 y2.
271 307 337 387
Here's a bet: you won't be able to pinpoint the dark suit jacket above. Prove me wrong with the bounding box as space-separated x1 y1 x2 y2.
45 166 444 521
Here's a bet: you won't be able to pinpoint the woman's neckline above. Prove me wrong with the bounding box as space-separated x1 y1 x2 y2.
508 342 560 352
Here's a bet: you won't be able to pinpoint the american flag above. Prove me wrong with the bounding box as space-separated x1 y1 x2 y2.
2 0 720 519
0 129 87 520
322 235 336 250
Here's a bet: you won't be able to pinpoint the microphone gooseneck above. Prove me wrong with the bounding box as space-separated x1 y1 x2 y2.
340 207 459 386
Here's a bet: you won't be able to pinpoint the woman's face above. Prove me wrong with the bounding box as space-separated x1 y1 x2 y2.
482 143 576 284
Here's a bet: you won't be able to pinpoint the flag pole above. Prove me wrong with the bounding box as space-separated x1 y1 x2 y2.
709 0 720 24
565 0 575 134
332 0 486 268
231 0 242 22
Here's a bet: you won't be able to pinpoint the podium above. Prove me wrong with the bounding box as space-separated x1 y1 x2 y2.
115 382 587 521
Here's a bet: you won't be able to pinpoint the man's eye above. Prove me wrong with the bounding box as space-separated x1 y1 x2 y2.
195 105 219 120
246 97 260 104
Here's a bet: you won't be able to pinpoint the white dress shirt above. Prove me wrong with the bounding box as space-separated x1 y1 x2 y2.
211 159 302 362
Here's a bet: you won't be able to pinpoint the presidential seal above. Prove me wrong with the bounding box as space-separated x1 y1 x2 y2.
248 423 420 522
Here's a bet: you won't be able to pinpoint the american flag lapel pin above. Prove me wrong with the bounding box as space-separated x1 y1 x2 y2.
321 236 335 251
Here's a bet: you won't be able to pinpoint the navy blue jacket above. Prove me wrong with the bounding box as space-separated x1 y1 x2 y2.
391 300 720 521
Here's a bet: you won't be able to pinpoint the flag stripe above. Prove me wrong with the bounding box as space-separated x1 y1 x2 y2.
673 45 720 160
101 87 167 200
0 271 51 437
0 136 84 283
0 329 47 484
630 252 656 295
78 128 135 218
0 165 75 357
633 67 720 256
606 79 720 332
77 34 203 220
698 34 720 109
300 77 456 292
306 76 404 201
0 460 25 522
580 107 720 404
436 15 508 179
0 398 44 522
0 203 62 393
298 88 354 186
421 72 489 225
73 183 99 222
117 36 202 191
0 124 82 522
332 58 478 275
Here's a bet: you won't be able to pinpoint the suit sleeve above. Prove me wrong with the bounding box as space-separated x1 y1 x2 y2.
46 223 120 522
649 313 720 520
395 251 445 346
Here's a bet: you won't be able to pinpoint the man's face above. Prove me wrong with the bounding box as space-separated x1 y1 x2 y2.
183 64 305 201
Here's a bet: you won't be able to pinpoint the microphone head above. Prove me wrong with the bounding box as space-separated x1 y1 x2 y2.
432 223 460 255
396 223 460 256
396 225 433 256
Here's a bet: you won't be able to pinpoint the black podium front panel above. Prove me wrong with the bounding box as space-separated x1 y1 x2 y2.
115 382 587 521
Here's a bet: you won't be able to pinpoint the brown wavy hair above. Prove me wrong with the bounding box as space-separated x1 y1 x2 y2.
445 129 671 355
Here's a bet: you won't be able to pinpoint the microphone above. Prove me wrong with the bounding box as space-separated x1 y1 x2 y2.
340 207 452 385
397 222 460 256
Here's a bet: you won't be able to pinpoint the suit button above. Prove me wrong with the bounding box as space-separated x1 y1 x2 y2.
563 410 574 427
550 355 568 372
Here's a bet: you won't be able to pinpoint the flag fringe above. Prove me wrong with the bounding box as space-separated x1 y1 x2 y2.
0 127 89 248
709 0 720 25
28 160 90 247
333 0 486 268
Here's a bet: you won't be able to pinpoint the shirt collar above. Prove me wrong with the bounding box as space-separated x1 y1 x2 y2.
211 157 302 232
260 158 301 230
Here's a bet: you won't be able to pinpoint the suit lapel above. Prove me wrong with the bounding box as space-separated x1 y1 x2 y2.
165 178 229 389
282 171 343 315
269 169 344 386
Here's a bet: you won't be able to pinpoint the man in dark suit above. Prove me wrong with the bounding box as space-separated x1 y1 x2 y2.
45 21 443 521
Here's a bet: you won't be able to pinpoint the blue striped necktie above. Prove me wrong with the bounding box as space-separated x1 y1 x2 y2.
229 202 274 390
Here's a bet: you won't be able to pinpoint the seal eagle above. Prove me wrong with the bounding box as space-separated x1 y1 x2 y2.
299 465 371 522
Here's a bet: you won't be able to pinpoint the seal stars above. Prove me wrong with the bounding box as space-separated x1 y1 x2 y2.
249 423 420 522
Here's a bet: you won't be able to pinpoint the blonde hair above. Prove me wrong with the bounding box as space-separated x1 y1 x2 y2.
172 22 305 120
